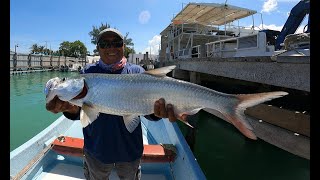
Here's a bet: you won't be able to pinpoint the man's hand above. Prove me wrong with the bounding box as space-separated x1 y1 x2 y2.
46 96 79 114
154 98 187 122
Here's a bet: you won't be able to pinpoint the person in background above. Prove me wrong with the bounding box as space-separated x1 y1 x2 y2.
46 28 184 180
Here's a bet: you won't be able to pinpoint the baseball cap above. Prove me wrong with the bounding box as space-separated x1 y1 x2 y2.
97 28 124 44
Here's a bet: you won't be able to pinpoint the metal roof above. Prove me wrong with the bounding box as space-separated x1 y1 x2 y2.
172 3 257 26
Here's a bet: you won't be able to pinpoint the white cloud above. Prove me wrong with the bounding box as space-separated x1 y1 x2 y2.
142 35 161 55
277 0 299 2
261 0 278 13
257 24 283 31
255 23 305 34
139 10 151 24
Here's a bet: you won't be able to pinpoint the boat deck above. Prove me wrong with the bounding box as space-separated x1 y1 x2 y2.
11 117 198 180
11 115 205 180
37 154 170 180
39 162 85 180
32 120 173 180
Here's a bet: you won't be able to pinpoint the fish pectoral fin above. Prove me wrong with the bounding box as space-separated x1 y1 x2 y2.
123 115 141 133
177 107 203 129
80 103 99 128
143 65 176 77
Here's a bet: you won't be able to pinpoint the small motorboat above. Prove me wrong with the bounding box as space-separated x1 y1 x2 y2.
10 116 206 180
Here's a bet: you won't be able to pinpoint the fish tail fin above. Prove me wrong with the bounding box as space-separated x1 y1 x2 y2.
236 91 288 110
235 91 288 140
208 91 288 140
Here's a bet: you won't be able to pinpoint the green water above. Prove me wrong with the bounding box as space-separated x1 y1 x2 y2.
178 112 310 180
10 71 79 151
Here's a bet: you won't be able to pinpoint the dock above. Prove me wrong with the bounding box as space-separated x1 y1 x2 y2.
10 69 54 75
168 56 309 92
157 2 310 160
162 56 310 160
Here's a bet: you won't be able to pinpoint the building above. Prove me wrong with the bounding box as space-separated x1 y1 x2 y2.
128 52 159 65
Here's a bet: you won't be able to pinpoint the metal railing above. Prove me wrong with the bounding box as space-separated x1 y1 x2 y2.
205 32 273 58
174 45 201 59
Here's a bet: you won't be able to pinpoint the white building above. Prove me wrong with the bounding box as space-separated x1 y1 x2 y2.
86 52 159 66
86 56 100 64
128 52 159 65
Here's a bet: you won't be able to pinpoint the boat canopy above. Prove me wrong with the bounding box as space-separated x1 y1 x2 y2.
172 3 257 26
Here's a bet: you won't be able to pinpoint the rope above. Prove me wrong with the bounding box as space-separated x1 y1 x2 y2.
271 33 310 60
283 33 310 50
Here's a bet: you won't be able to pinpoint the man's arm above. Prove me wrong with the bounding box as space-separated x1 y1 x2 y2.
63 110 81 120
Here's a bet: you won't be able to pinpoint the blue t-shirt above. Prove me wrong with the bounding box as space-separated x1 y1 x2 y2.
76 62 147 164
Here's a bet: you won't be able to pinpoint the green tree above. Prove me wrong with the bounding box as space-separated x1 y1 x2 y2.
59 40 87 58
30 44 52 55
30 44 39 54
88 22 111 52
123 32 135 58
59 41 72 57
70 40 87 58
52 50 61 56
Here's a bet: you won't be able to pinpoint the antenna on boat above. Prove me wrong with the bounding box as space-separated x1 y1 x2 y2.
224 1 228 36
260 13 264 30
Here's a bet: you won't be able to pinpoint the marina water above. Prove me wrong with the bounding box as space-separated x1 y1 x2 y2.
10 71 79 151
10 71 310 179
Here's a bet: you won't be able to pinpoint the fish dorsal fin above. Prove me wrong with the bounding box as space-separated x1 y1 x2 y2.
143 65 176 77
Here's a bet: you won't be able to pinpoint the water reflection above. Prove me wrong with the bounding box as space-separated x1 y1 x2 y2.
10 71 80 151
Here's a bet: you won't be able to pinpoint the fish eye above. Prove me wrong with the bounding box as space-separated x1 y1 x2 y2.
62 77 66 81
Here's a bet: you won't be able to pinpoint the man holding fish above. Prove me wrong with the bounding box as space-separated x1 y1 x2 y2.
45 27 288 180
46 28 181 180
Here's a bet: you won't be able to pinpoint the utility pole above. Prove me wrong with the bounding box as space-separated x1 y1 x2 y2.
14 44 19 54
150 46 152 60
44 41 48 55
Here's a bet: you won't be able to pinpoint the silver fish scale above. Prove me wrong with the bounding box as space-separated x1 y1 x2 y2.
79 73 235 116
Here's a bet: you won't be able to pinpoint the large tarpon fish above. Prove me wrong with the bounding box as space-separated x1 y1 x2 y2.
44 65 288 140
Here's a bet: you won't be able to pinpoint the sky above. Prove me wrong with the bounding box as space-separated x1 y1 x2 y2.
10 0 309 55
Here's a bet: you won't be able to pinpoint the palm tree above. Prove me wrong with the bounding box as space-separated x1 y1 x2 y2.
88 23 135 55
88 22 111 45
123 32 134 46
30 44 39 54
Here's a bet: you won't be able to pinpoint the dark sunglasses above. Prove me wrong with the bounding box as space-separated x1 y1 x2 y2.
98 40 123 49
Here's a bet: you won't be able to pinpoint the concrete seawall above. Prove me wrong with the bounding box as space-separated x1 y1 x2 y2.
10 53 86 72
